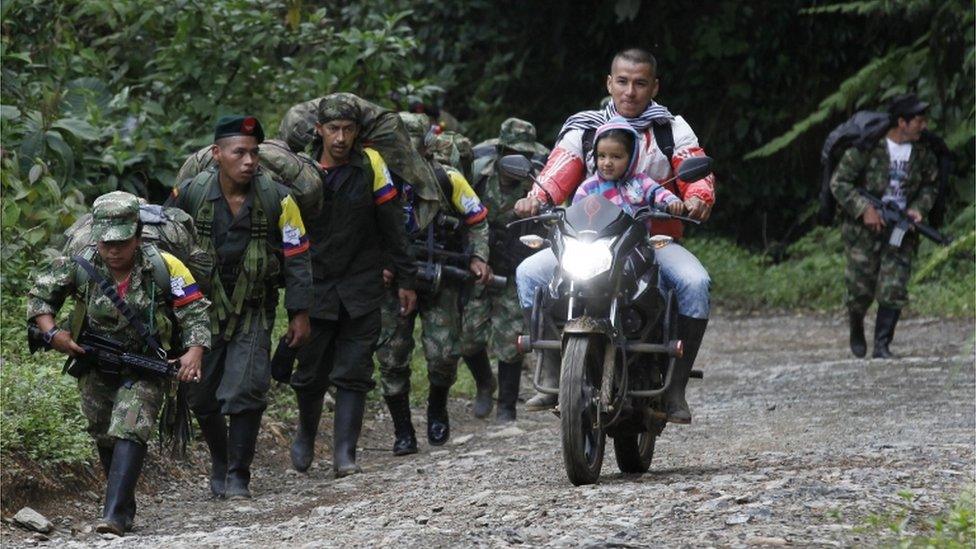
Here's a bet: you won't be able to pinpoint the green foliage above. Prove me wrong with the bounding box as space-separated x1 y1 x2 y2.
859 489 975 548
686 226 974 316
0 298 91 462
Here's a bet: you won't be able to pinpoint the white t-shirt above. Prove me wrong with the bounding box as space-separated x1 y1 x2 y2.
883 138 912 209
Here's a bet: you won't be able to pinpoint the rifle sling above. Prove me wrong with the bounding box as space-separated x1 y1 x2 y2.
72 254 167 359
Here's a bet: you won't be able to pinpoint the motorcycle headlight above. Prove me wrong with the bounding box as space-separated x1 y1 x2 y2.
561 236 614 281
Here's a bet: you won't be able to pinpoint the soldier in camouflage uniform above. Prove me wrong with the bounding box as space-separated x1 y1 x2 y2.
377 113 492 453
28 191 210 536
830 93 938 359
460 118 550 422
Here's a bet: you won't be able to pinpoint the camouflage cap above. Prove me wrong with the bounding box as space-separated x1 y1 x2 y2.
317 93 362 124
498 117 537 153
426 130 463 169
91 191 140 242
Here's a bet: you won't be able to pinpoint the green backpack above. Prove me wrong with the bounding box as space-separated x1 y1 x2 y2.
278 93 444 231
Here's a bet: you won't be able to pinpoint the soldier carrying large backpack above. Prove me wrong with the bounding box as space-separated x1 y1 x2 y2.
167 115 313 500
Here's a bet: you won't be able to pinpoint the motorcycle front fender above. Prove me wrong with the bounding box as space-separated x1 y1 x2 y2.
563 316 611 335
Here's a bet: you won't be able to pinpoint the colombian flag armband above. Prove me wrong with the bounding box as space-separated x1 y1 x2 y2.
161 252 204 307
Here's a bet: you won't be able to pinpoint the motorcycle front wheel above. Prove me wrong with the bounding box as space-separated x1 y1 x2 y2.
613 429 656 474
560 334 606 486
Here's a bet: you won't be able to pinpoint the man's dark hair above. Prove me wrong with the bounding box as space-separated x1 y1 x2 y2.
612 48 658 77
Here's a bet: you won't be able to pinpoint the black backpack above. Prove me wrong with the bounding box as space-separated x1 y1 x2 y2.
818 111 953 227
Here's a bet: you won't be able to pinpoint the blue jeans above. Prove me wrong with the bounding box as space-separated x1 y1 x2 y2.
515 242 711 320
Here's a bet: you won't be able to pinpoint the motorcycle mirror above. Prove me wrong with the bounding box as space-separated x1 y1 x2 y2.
519 234 547 249
675 156 713 183
498 154 534 180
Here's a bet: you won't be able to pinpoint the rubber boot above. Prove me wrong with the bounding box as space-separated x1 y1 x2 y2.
95 439 146 537
196 413 228 499
225 410 262 499
384 393 418 456
495 359 522 423
849 311 867 358
664 315 708 424
872 307 901 359
333 389 367 477
427 384 451 446
524 307 559 411
464 349 496 419
96 443 135 531
97 444 114 477
290 391 324 472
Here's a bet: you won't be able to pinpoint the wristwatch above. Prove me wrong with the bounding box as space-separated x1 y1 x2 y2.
42 327 63 345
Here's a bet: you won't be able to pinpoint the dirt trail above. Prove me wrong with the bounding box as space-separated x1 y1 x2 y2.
4 313 974 547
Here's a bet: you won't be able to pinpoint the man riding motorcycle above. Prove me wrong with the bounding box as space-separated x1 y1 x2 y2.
513 47 715 424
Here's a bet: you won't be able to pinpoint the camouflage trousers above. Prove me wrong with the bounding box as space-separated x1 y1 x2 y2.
459 280 526 364
841 220 917 314
376 286 462 396
79 370 167 447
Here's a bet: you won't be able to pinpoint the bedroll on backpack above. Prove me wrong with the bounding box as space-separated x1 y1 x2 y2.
62 204 213 293
175 138 324 219
818 111 953 228
278 93 443 231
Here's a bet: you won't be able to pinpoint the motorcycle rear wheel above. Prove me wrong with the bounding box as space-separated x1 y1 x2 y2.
613 430 656 474
560 334 606 486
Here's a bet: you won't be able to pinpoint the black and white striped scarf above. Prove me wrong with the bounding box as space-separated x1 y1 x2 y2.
556 100 674 141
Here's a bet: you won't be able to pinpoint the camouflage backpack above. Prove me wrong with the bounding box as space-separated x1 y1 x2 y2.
279 93 443 231
175 138 323 218
62 203 212 293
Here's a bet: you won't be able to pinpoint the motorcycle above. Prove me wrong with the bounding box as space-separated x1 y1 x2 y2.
500 154 713 485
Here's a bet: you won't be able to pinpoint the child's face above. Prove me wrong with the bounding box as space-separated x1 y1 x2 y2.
596 138 630 181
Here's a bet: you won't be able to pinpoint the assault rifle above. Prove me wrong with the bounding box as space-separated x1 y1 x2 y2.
28 324 178 379
409 213 506 293
858 189 951 248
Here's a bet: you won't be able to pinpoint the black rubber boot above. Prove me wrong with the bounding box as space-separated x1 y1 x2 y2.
464 349 496 419
427 384 451 446
525 308 559 411
97 444 114 477
196 413 228 499
664 315 709 425
95 439 146 537
384 393 418 456
333 389 367 477
872 307 901 359
849 311 867 358
495 359 522 423
290 391 324 473
225 410 262 499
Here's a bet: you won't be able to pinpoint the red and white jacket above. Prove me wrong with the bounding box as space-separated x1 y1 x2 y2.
529 115 715 239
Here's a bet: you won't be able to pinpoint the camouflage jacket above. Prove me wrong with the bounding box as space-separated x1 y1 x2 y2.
27 248 211 353
830 137 938 222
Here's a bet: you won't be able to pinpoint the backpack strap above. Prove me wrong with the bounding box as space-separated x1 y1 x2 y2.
432 162 454 205
253 174 283 225
581 128 597 171
651 121 675 163
140 243 171 299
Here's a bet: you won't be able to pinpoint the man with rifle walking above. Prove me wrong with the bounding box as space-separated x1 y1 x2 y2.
377 113 492 454
830 92 940 359
27 191 211 535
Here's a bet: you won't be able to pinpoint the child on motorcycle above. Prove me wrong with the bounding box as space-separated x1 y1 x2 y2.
573 116 685 217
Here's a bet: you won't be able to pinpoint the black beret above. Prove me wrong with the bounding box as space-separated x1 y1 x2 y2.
214 115 265 143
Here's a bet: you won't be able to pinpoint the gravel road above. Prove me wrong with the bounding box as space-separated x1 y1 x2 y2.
5 312 974 548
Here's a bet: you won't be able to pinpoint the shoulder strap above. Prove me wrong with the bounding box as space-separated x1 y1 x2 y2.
184 170 215 219
581 128 597 165
72 253 165 358
140 243 171 297
73 246 98 289
432 163 453 204
652 121 674 162
253 174 283 225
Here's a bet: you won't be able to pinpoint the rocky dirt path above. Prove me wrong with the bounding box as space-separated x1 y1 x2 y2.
5 313 974 547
